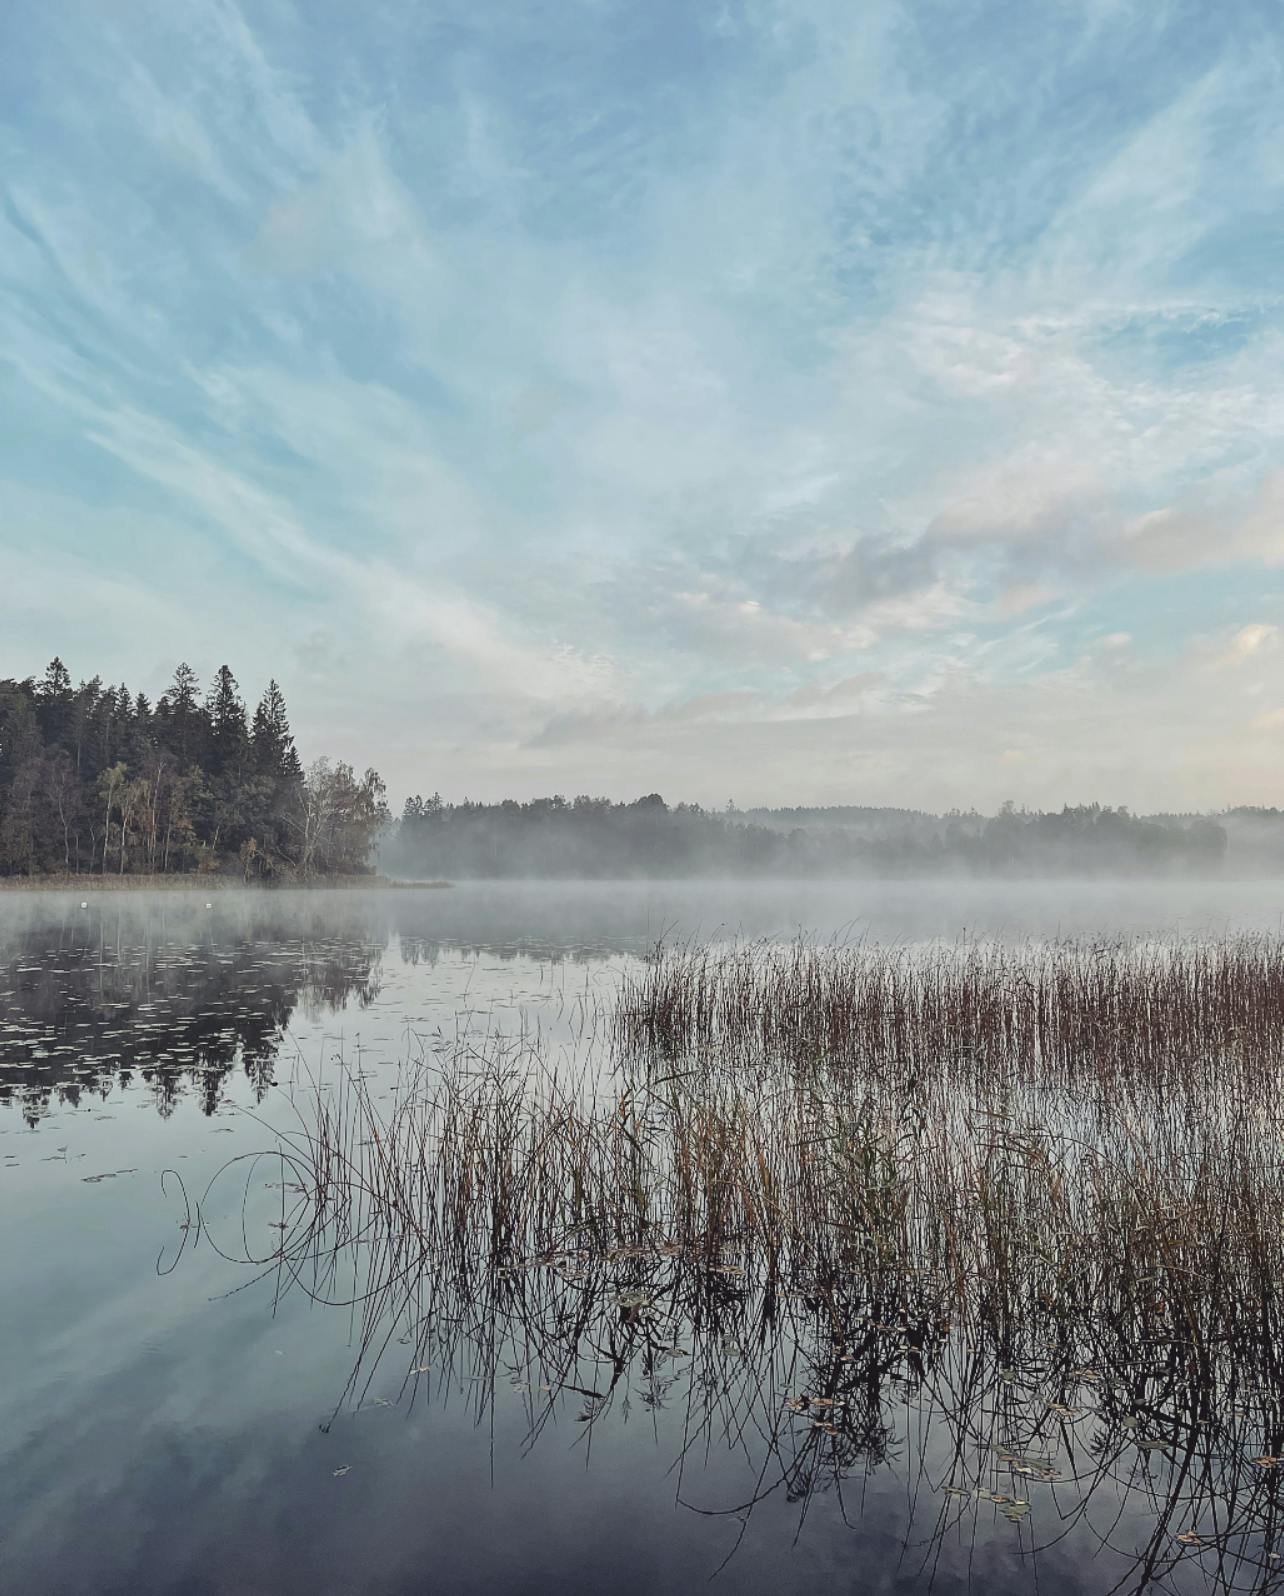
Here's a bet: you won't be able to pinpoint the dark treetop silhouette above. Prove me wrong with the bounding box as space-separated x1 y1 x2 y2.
7 657 1280 882
384 792 1265 879
0 658 387 879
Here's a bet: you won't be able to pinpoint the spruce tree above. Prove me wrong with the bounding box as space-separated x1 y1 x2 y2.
207 666 249 777
36 657 73 745
158 663 205 769
252 680 301 782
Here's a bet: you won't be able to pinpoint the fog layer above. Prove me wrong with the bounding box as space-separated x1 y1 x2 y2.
384 795 1284 879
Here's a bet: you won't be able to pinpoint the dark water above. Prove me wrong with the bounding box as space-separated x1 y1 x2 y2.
2 881 1283 1595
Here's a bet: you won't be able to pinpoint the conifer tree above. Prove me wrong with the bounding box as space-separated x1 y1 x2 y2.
0 660 382 879
158 663 205 769
207 666 249 777
252 680 302 783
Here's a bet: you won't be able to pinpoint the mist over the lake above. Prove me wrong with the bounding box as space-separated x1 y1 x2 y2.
4 1 1284 1593
382 793 1284 880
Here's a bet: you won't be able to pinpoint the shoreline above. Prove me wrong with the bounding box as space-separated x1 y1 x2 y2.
0 874 453 893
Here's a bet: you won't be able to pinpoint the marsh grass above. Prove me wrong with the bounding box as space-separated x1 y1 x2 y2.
619 933 1284 1085
201 933 1284 1588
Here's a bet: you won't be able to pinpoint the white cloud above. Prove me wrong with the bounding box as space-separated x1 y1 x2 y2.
2 0 1283 805
1204 622 1281 670
1120 473 1284 572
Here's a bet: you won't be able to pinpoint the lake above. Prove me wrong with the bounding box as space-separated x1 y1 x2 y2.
2 880 1283 1595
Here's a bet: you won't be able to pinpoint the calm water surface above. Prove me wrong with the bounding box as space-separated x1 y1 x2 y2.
2 880 1282 1595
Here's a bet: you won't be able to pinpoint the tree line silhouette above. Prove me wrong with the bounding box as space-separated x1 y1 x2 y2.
385 791 1263 877
4 657 1278 881
0 658 387 879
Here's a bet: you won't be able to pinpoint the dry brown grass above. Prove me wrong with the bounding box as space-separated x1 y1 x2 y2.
619 933 1284 1086
199 933 1284 1585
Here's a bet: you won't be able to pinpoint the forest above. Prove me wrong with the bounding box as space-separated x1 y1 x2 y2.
384 792 1276 878
4 657 1279 882
0 659 387 879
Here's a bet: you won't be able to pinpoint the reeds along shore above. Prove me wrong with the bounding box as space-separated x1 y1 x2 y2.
197 1105 1284 1588
618 933 1284 1084
252 1026 1284 1369
198 929 1284 1585
228 936 1284 1385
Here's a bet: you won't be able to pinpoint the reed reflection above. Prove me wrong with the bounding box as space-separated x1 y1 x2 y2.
185 934 1284 1594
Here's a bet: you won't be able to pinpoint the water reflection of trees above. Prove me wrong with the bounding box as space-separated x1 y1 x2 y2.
0 903 385 1125
0 889 650 1128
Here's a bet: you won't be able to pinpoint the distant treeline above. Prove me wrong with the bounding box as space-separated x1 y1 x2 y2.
0 659 387 879
384 793 1283 878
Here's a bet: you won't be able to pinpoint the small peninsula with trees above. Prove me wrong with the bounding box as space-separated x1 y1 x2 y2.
0 659 387 880
3 657 1282 883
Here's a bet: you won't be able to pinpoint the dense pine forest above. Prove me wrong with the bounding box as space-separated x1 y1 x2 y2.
0 659 387 879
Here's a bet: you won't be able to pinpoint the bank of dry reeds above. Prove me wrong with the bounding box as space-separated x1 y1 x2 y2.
243 933 1284 1375
204 935 1284 1583
618 933 1284 1087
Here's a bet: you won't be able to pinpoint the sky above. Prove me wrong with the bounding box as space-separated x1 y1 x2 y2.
2 0 1283 813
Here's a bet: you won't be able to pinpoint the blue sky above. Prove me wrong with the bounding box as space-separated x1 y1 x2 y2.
3 0 1282 809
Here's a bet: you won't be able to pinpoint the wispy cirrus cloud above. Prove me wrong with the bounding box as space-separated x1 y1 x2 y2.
1 0 1282 806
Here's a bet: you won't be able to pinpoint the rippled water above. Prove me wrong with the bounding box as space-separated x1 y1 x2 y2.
2 880 1282 1595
